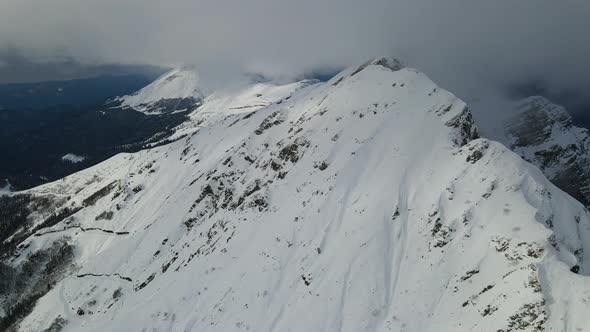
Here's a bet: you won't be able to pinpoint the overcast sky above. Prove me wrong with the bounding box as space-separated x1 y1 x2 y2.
1 0 589 114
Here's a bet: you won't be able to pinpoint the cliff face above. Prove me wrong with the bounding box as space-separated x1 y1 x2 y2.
503 96 590 207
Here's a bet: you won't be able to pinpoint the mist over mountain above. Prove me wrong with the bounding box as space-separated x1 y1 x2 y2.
2 1 589 122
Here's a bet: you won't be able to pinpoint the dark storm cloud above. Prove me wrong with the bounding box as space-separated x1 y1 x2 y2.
0 48 163 83
0 0 589 112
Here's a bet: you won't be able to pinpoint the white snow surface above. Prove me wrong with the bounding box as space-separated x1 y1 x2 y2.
170 79 319 140
61 153 86 163
115 67 204 115
10 58 590 331
0 181 11 196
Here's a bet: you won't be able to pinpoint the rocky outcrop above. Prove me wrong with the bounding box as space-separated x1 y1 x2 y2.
504 96 590 206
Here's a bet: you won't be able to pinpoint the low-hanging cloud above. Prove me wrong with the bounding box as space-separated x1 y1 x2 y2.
1 0 589 113
0 48 163 83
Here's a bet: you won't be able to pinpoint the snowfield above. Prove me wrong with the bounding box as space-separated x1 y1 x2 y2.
61 154 86 163
0 181 11 196
169 78 320 140
114 67 204 115
3 58 590 331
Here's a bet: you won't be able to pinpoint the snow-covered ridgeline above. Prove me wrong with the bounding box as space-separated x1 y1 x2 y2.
2 58 589 331
113 67 204 115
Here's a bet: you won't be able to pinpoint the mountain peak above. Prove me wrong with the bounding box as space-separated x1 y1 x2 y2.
114 67 204 115
4 61 590 331
506 96 577 148
515 96 573 124
499 95 590 206
369 56 404 71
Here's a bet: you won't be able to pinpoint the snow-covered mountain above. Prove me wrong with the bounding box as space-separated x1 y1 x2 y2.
113 67 204 115
169 78 320 141
498 96 590 207
0 71 196 191
2 58 590 331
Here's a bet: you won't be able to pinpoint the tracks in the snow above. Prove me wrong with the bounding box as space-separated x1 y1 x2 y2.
34 225 130 237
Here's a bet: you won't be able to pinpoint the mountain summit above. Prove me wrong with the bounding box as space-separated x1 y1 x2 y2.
500 96 590 207
1 59 590 331
114 67 204 115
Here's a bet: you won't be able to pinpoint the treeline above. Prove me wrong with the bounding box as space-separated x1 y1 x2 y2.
0 239 75 331
1 104 188 190
0 194 33 242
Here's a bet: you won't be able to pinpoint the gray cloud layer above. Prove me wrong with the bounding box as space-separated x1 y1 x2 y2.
1 0 589 111
0 49 164 83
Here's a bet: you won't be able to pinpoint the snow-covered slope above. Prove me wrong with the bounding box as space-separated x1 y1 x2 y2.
3 58 590 331
499 96 590 207
170 79 319 139
113 67 204 115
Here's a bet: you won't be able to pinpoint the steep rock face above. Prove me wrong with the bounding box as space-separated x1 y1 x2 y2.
503 96 590 206
1 59 590 331
112 67 204 115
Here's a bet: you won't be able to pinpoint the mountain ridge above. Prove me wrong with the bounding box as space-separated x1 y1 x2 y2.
1 58 589 331
113 67 204 115
500 95 590 207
